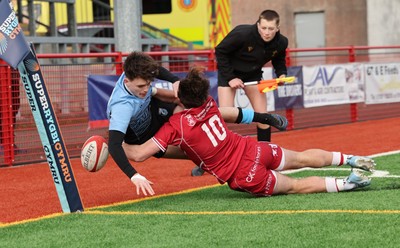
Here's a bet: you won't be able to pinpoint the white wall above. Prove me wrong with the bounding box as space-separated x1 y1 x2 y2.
367 0 400 45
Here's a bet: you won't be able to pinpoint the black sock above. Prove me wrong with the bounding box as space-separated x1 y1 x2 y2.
252 112 269 123
257 127 271 142
234 107 243 124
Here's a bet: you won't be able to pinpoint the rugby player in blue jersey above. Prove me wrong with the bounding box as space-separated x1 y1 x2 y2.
106 52 287 186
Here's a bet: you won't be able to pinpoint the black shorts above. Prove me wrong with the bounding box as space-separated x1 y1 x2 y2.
124 97 176 145
217 70 263 87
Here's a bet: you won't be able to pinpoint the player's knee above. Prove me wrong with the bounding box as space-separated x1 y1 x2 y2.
273 174 296 195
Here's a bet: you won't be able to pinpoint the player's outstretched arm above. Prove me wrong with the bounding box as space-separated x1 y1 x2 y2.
122 139 162 196
152 86 179 103
123 139 161 162
153 65 181 103
108 130 138 178
109 130 156 196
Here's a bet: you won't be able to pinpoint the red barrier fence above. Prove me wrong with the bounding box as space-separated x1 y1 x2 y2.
1 46 400 166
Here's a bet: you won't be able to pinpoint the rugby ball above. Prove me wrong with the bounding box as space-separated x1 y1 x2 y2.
81 135 109 172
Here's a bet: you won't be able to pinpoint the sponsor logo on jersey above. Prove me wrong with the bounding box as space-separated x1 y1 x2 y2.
246 146 261 182
264 173 273 193
159 108 168 116
269 143 279 157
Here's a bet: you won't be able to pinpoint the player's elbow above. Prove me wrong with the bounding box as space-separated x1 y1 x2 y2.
123 140 161 162
127 153 147 162
124 149 146 162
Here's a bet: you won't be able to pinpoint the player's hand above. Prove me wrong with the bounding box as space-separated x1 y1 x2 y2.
278 74 286 86
131 173 155 196
228 78 244 89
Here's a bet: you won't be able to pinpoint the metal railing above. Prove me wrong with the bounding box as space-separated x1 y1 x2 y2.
0 46 399 166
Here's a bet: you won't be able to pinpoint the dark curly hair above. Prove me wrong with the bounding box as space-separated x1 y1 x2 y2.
178 67 210 108
123 51 159 81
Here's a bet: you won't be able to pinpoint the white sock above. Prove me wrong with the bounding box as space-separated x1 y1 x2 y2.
325 177 357 192
335 178 359 192
325 177 339 192
331 152 351 166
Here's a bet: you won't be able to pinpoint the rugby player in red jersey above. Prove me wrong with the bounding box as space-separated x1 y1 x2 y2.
123 68 375 196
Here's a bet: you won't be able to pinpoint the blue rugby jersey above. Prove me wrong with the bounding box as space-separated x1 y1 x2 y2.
107 72 153 137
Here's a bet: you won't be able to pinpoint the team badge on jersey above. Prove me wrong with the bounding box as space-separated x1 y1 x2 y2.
185 114 196 126
158 108 168 116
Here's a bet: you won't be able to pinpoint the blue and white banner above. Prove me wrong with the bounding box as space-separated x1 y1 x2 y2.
18 44 83 213
303 64 349 108
87 75 118 128
174 71 219 102
0 0 30 68
234 67 304 111
364 63 400 104
273 66 304 110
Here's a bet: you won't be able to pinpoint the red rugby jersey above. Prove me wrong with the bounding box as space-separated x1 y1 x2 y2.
152 97 254 183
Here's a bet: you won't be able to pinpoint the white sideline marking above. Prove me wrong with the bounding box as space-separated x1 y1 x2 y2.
370 150 400 157
370 170 400 178
84 209 400 216
282 168 400 178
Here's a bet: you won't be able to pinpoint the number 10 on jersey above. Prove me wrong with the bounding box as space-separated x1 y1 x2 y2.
201 115 227 147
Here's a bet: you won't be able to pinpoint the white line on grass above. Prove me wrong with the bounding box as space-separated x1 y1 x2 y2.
282 168 400 178
281 150 400 178
370 150 400 157
84 209 400 216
